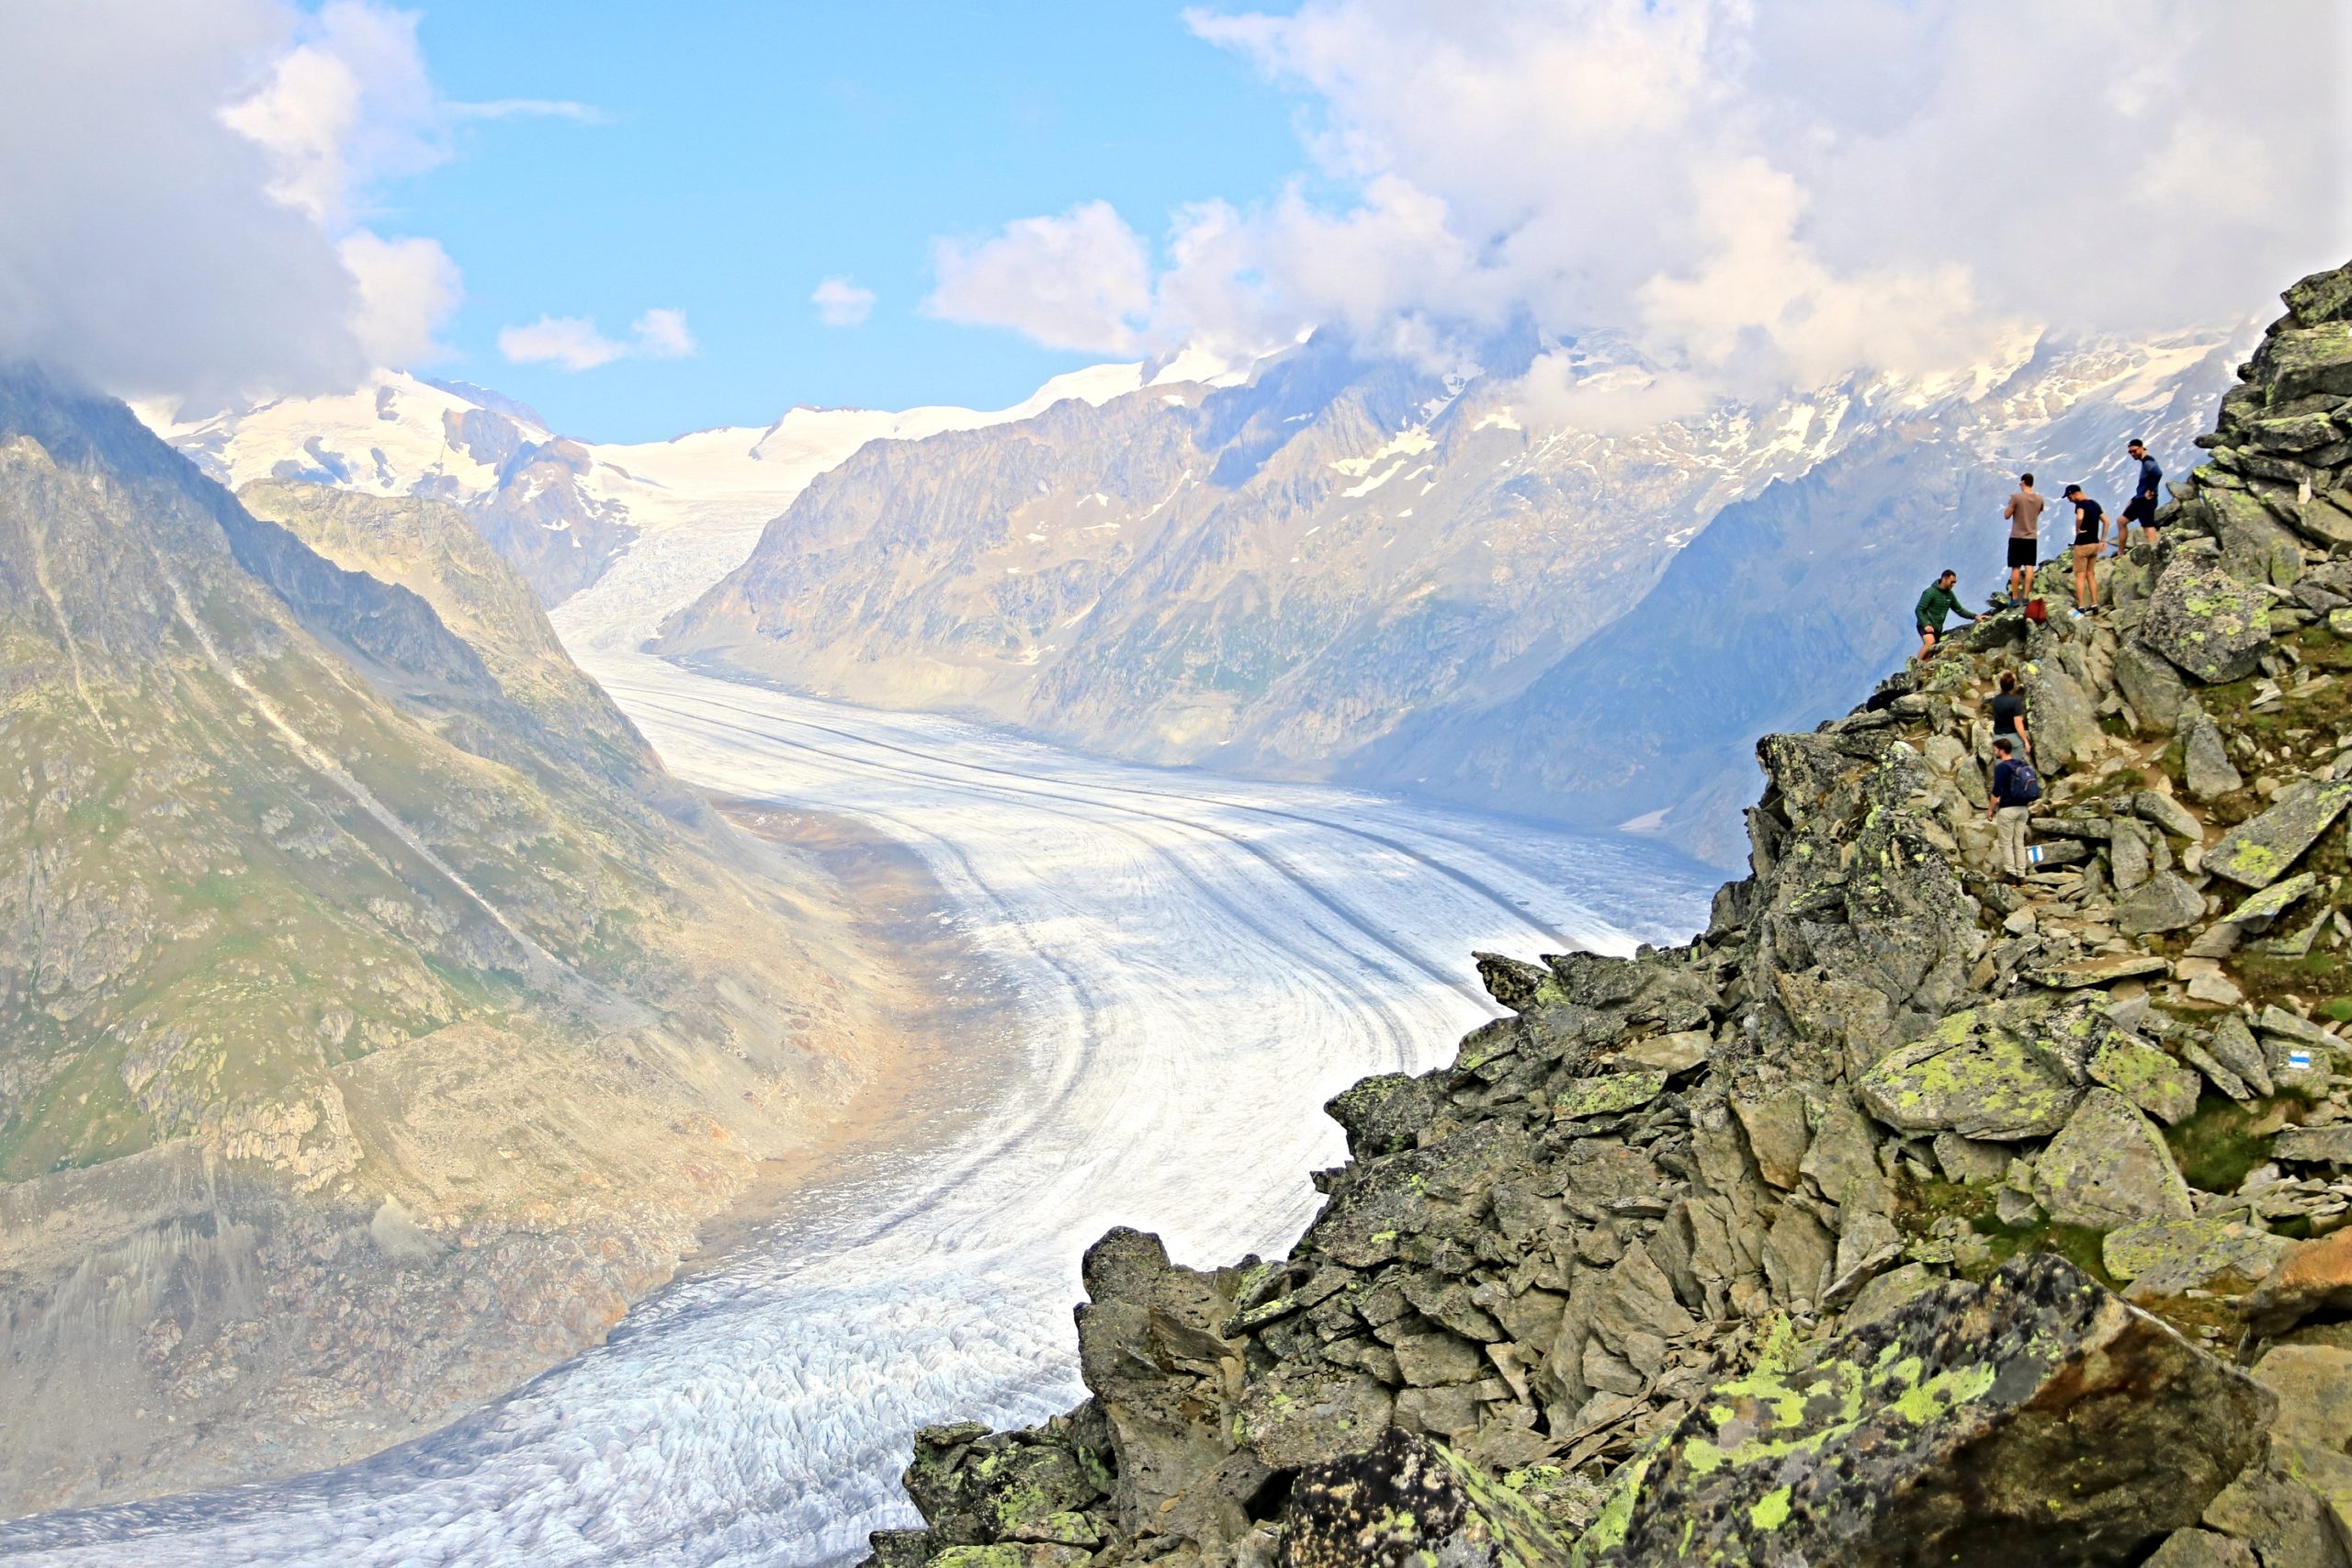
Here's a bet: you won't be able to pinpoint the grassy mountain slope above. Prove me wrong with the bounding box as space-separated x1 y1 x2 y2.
0 369 882 1513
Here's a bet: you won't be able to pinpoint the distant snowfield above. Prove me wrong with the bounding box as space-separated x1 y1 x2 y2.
1 515 1710 1566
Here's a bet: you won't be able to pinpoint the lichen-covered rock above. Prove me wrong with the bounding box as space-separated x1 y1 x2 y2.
2087 1034 2202 1126
1856 1007 2080 1141
2206 487 2306 589
1276 1428 1570 1568
2032 1089 2194 1229
2205 780 2352 889
2143 550 2274 683
2103 1218 2295 1299
1573 1256 2274 1568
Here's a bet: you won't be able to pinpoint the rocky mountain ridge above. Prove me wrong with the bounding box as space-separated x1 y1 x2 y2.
0 368 895 1514
142 361 1231 607
659 324 2237 865
853 264 2352 1568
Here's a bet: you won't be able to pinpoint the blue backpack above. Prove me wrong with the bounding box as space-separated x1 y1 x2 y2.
2006 759 2041 804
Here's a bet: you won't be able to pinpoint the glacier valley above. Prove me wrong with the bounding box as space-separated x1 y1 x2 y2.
0 532 1710 1563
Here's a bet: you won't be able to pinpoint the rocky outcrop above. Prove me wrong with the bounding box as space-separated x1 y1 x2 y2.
860 263 2352 1567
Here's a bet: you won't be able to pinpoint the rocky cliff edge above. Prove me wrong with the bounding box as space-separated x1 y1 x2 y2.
855 262 2352 1568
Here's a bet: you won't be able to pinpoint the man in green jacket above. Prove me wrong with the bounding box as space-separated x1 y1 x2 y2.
1915 569 1977 659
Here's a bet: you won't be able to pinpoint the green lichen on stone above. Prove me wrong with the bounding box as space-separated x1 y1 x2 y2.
1551 1069 1668 1120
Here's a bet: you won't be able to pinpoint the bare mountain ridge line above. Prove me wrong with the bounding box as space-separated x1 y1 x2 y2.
0 367 899 1515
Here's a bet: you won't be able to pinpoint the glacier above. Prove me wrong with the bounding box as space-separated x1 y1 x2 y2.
0 622 1709 1562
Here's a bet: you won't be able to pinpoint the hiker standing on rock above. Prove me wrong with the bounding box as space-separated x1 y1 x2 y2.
2002 472 2045 604
1990 671 2032 761
2064 485 2106 612
1986 735 2041 880
2123 437 2165 546
1914 569 1977 658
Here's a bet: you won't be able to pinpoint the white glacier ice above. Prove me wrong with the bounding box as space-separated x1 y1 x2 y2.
0 503 1708 1568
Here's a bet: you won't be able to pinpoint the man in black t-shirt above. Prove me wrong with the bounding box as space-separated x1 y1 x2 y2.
2064 485 2106 613
2122 438 2164 544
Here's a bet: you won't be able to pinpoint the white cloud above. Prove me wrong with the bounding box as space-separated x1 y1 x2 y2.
631 307 697 358
938 0 2350 415
927 200 1154 354
498 308 698 371
221 0 443 228
812 277 877 328
341 230 462 367
446 98 604 123
0 0 455 404
0 0 615 405
498 316 625 371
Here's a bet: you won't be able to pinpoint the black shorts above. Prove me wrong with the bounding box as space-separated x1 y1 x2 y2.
2007 537 2038 570
2123 495 2159 525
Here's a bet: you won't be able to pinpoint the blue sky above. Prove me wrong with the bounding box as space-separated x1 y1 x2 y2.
10 3 2342 438
401 3 1306 439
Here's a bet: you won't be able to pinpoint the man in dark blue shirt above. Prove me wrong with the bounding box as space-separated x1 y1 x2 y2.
2122 438 2164 544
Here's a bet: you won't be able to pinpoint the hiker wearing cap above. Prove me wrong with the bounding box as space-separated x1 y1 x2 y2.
1986 735 2041 881
2122 438 2164 546
2003 472 2045 603
1914 569 1976 659
2064 485 2106 612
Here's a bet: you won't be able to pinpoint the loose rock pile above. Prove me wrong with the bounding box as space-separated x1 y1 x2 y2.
859 262 2352 1567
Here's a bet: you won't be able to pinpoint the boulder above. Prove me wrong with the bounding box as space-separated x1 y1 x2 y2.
2207 487 2306 589
1072 1229 1242 1529
1573 1255 2275 1568
2275 1126 2352 1165
2118 870 2209 935
2221 872 2317 934
2025 663 2101 767
2206 781 2352 888
2143 552 2274 683
2200 1453 2352 1568
2087 1035 2202 1125
2115 639 2193 732
2209 1014 2277 1097
2145 1532 2259 1568
930 1546 1092 1568
2241 1230 2352 1339
1856 1008 2081 1141
2103 1218 2296 1299
1277 1428 1570 1568
2032 1089 2195 1229
2258 323 2352 403
2137 789 2206 841
2182 710 2245 800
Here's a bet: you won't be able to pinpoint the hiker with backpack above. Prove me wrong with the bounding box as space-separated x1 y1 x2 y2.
2002 473 2045 603
1986 735 2041 880
2064 485 2106 612
1914 569 1977 659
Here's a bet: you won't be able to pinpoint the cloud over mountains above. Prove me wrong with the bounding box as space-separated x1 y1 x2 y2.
0 1 590 409
930 0 2351 411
